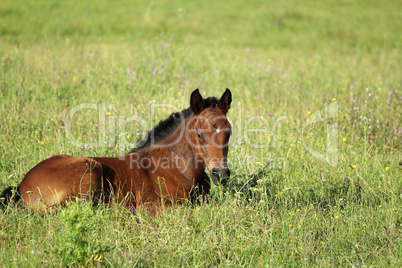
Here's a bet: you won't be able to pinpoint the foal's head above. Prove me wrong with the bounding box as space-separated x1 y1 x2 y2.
189 88 232 185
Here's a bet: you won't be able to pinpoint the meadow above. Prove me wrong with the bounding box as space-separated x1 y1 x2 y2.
0 0 401 266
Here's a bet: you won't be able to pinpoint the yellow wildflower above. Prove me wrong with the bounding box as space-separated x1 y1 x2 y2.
385 167 390 171
91 254 103 262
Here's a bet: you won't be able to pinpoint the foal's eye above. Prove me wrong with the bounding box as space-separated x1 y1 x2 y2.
197 132 204 140
196 129 205 140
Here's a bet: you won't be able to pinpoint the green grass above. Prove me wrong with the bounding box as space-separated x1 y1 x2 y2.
0 0 401 266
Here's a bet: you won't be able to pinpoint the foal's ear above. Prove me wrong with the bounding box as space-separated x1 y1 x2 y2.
190 89 204 114
217 88 232 114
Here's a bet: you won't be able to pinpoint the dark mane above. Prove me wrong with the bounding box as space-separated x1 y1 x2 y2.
129 96 219 153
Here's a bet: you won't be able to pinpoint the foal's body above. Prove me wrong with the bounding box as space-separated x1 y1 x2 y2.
1 89 232 212
20 128 209 211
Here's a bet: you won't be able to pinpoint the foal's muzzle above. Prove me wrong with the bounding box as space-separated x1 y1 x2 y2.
210 167 230 186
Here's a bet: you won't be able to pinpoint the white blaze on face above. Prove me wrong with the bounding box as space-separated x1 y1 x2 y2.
216 128 220 133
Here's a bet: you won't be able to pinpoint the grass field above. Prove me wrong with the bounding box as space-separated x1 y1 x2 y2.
0 0 401 266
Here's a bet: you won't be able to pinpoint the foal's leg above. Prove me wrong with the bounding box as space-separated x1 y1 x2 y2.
191 171 211 205
18 155 104 211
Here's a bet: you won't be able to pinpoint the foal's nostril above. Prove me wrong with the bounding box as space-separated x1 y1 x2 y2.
210 167 230 186
212 167 220 175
